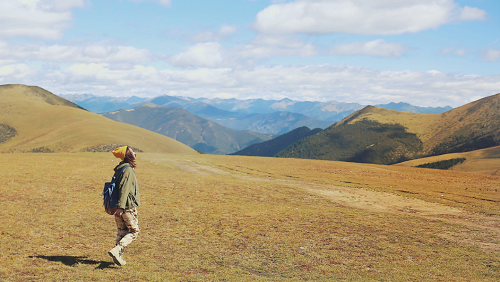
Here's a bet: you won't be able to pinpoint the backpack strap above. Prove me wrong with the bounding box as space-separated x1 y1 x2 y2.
112 164 131 183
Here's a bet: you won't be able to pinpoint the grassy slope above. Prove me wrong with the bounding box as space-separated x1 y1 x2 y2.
278 93 500 164
336 105 439 145
0 84 196 154
1 153 499 281
395 145 500 175
277 118 425 164
340 93 500 154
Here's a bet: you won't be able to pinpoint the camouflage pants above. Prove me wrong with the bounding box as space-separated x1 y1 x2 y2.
114 208 139 253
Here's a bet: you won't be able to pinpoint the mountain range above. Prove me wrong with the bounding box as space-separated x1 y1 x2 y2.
59 92 455 156
61 94 452 134
148 95 334 135
101 103 272 155
4 84 500 172
59 94 150 113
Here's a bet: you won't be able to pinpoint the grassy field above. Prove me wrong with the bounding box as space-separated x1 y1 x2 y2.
397 145 500 176
2 153 500 281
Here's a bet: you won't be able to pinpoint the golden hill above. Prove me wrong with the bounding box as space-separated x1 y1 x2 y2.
278 93 500 164
0 84 197 154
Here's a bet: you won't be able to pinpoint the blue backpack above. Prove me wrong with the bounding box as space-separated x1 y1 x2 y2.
102 165 130 215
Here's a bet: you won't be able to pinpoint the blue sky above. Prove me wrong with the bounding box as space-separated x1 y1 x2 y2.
1 0 499 107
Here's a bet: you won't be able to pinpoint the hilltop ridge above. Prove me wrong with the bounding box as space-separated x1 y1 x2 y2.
0 84 196 154
2 84 84 109
277 93 500 164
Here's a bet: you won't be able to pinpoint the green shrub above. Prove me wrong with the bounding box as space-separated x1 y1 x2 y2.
277 119 423 165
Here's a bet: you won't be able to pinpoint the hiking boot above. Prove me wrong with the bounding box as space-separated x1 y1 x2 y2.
108 246 126 266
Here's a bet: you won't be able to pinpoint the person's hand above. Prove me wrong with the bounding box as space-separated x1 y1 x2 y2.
114 208 124 216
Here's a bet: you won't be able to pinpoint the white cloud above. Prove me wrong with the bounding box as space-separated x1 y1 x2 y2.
453 49 467 57
156 0 171 6
170 42 226 68
482 49 500 62
331 39 410 58
0 41 154 63
0 63 38 82
437 46 456 55
171 35 318 68
252 0 486 35
459 6 487 21
192 25 238 42
0 0 86 40
11 62 499 107
235 35 317 58
129 0 171 7
437 46 467 57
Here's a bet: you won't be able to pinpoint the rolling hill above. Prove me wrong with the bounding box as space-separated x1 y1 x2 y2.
230 126 323 157
277 93 500 164
0 84 196 154
101 103 273 154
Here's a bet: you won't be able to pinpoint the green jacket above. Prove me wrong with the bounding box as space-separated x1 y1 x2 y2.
114 162 140 210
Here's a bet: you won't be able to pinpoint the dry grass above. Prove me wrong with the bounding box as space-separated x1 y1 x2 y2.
397 145 500 176
0 84 195 154
340 106 440 143
205 155 500 215
1 153 500 281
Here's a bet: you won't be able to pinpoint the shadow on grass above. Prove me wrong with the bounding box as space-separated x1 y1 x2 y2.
30 255 116 269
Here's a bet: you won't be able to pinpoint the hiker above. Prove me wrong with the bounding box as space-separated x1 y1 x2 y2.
108 146 140 266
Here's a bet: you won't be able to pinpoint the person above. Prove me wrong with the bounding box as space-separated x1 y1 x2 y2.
108 145 140 266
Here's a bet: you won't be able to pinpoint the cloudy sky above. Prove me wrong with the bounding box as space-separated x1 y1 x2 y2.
1 0 499 107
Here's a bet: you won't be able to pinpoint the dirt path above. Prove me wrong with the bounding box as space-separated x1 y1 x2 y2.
180 159 500 252
299 181 500 252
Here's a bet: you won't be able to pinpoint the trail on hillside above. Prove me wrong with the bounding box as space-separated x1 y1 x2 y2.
179 159 500 253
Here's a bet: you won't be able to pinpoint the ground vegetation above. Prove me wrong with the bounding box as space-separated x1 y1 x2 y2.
2 153 500 281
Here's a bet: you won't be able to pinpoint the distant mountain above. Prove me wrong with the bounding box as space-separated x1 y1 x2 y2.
101 103 273 154
198 97 365 121
231 126 323 157
377 102 452 114
277 93 500 165
0 85 196 154
63 93 453 135
198 97 452 120
150 95 334 134
200 111 333 135
60 94 150 113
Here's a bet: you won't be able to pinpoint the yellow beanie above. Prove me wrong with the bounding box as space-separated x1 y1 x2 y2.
112 146 127 161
